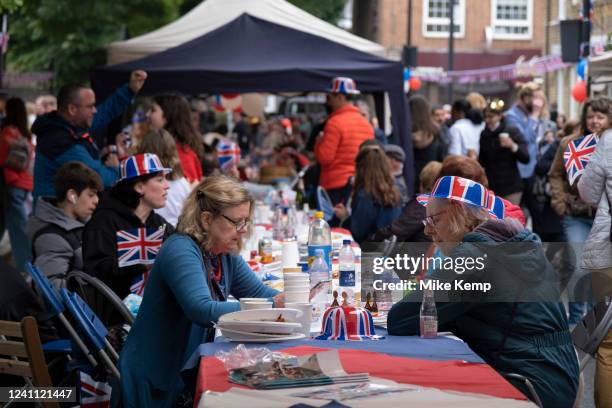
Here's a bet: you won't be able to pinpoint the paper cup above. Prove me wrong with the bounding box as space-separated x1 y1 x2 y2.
239 298 269 310
499 132 510 139
285 291 310 303
281 240 300 268
283 282 310 292
285 302 313 337
241 301 273 310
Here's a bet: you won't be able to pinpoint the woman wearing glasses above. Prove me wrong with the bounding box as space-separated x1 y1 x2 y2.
387 176 579 407
112 175 281 408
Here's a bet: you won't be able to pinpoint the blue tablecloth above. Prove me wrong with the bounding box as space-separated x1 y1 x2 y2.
182 328 484 373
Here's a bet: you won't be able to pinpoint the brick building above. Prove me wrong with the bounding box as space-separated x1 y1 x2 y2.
545 0 612 121
359 0 546 104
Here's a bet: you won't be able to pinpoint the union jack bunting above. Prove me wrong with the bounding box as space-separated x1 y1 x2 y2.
130 270 150 296
564 134 598 186
316 306 381 341
116 227 164 268
417 176 505 219
79 372 111 408
217 138 241 170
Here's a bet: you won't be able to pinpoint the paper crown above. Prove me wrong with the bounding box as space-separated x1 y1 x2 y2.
417 176 505 220
329 77 361 95
316 305 383 341
217 138 241 171
119 153 171 182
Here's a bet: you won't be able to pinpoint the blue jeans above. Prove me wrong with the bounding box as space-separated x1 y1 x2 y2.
562 215 593 325
1 186 30 272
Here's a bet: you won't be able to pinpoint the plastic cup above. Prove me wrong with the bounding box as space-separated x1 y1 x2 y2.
285 302 313 337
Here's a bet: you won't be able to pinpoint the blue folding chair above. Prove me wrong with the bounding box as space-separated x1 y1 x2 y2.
60 289 120 380
316 186 334 222
25 263 98 367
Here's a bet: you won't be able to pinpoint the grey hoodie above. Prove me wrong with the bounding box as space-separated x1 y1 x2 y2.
27 197 85 284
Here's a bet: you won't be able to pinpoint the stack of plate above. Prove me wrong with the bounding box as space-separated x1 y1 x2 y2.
217 308 306 342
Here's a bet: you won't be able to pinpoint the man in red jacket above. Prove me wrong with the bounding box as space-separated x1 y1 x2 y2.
315 77 374 204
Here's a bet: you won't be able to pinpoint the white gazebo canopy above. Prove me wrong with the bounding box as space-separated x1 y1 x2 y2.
107 0 386 64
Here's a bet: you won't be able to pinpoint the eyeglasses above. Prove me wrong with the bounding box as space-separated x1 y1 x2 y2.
221 214 251 232
422 210 448 228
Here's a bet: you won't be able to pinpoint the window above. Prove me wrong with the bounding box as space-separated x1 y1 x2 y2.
492 0 532 40
423 0 465 38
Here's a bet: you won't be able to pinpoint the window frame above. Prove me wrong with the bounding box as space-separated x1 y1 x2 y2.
491 0 533 40
422 0 466 39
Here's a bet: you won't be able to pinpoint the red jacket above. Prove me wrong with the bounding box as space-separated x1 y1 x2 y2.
0 125 34 191
176 142 202 183
315 105 374 190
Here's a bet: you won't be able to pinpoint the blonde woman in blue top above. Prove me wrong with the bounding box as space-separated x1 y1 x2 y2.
112 175 282 407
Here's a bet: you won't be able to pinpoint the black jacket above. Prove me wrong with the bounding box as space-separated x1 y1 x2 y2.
370 198 430 243
479 120 529 197
82 191 174 301
413 137 447 191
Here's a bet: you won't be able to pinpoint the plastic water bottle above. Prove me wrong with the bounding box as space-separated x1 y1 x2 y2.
419 288 438 338
310 249 331 328
307 211 331 268
272 205 284 241
338 240 358 305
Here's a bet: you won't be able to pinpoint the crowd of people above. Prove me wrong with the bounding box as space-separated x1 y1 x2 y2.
0 71 610 408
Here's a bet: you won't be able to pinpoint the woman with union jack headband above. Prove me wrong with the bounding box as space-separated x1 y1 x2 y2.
112 175 280 407
82 153 174 322
387 175 579 407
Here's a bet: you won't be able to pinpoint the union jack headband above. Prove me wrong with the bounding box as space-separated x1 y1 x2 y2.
417 176 505 220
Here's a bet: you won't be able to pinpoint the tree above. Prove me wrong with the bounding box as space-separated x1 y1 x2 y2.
287 0 347 25
7 0 181 89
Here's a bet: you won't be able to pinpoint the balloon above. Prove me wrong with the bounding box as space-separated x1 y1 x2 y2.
221 94 242 110
409 77 422 91
403 68 411 81
571 80 587 103
576 59 587 80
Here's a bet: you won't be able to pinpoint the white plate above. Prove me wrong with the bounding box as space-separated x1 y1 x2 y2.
219 308 302 323
222 330 306 343
218 327 299 339
217 320 301 335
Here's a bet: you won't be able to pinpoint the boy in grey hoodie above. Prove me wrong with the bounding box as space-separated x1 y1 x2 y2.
27 162 102 287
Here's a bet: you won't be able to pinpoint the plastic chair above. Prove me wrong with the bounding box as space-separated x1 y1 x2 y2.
572 300 612 371
60 289 120 380
66 271 134 326
25 263 97 368
316 186 334 221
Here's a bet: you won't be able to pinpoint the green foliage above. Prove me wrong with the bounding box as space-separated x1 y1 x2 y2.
287 0 347 24
0 0 23 13
7 0 181 89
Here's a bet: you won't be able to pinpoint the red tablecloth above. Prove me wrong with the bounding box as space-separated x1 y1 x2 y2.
194 345 527 406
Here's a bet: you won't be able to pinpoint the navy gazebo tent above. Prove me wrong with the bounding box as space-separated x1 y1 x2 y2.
92 14 413 192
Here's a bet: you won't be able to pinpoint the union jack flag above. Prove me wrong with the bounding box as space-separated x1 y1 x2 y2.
217 139 241 170
130 270 150 296
79 372 111 408
116 227 164 268
564 134 598 186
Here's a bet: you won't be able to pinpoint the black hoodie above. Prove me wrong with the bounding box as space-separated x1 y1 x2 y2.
82 191 174 303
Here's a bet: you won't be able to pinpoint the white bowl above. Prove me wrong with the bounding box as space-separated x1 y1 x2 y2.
285 291 310 303
283 272 310 280
241 301 272 310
